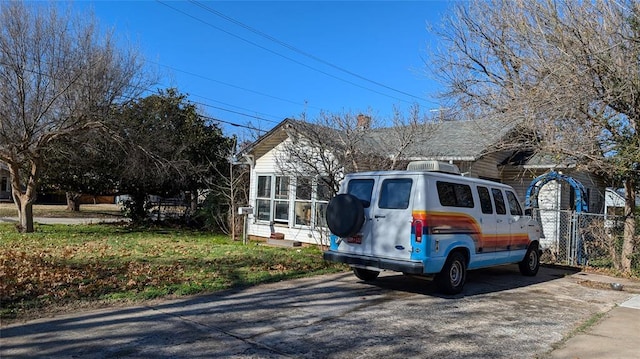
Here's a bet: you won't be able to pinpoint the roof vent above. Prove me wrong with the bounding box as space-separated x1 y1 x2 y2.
406 160 460 174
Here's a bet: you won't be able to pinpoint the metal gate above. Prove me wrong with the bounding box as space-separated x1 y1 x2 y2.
532 209 622 266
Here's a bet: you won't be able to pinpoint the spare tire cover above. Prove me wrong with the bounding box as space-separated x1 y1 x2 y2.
326 193 365 238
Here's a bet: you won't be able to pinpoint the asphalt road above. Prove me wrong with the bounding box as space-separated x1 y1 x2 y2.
1 265 636 358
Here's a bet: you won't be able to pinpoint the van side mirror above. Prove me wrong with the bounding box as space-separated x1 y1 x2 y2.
524 208 533 216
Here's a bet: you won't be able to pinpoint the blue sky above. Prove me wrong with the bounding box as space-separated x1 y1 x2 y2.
73 1 456 138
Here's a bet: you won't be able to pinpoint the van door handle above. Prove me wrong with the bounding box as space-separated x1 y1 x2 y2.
497 219 503 223
374 215 386 219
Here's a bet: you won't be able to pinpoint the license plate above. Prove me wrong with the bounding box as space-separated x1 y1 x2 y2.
346 235 362 244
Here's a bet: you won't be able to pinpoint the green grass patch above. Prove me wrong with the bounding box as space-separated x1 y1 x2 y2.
0 223 347 322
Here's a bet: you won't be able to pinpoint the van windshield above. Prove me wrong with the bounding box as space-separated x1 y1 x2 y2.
347 179 374 208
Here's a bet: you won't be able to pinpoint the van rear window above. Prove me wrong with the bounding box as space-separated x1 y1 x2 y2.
347 179 374 208
437 181 474 208
379 178 412 209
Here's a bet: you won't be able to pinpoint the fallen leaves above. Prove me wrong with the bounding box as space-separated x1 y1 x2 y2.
0 225 344 320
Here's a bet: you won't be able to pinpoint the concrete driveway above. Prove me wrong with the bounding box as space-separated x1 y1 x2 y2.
1 265 637 358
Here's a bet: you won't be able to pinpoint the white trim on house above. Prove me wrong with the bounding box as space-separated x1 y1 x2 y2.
245 140 332 246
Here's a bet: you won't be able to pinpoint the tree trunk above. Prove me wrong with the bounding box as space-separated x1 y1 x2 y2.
66 192 81 211
8 159 38 233
621 179 637 273
190 189 198 213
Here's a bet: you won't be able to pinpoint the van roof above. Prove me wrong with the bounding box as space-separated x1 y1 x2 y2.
344 170 514 189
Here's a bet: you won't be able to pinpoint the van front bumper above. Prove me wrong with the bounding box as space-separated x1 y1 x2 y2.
323 251 424 274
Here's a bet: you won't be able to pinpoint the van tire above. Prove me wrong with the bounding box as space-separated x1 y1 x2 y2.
519 243 540 276
436 252 466 295
326 194 365 238
353 267 380 281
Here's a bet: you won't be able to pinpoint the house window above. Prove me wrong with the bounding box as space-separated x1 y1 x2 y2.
1 177 7 192
256 174 330 228
295 177 312 226
256 176 272 221
273 176 289 223
315 180 331 228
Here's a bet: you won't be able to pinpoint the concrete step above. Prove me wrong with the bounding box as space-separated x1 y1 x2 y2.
266 238 302 248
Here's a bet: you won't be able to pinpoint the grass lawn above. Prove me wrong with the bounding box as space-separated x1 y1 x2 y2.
0 223 347 323
0 203 124 218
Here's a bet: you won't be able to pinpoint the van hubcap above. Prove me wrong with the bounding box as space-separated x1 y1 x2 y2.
450 261 462 285
528 251 538 270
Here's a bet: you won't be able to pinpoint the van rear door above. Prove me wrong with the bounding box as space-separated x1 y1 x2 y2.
369 176 415 260
342 177 378 256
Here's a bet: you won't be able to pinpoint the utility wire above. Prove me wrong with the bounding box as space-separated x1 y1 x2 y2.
0 61 270 134
190 0 428 102
150 60 321 112
155 0 418 105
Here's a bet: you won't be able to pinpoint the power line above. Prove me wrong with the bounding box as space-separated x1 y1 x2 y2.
188 93 282 123
0 61 271 134
150 60 321 112
129 84 276 130
190 0 429 102
155 0 420 105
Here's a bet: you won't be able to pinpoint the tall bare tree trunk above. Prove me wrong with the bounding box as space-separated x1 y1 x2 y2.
621 179 637 273
9 160 38 233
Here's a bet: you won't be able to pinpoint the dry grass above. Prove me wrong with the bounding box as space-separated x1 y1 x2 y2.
0 223 346 323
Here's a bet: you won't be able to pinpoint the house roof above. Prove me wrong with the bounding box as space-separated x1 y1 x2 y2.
364 118 516 161
240 117 518 162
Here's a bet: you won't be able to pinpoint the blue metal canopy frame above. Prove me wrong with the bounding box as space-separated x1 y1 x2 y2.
525 171 589 212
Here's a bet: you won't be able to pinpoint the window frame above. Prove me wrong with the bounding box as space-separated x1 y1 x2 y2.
255 174 330 229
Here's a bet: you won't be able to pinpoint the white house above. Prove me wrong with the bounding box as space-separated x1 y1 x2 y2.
238 118 607 245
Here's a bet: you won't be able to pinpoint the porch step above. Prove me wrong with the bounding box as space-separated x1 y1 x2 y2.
266 238 302 248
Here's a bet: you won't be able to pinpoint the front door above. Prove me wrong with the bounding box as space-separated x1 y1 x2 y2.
369 176 415 260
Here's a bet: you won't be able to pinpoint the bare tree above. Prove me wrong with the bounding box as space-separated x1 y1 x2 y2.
209 137 250 239
276 106 436 195
275 111 366 195
0 2 145 232
373 104 439 170
432 0 639 272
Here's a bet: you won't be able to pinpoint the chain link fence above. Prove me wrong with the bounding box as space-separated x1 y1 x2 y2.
532 209 625 267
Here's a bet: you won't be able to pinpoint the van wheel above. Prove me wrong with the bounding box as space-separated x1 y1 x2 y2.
519 243 540 276
353 267 380 281
326 194 365 238
436 252 466 295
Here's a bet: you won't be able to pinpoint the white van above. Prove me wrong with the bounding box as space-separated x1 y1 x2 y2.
323 161 542 294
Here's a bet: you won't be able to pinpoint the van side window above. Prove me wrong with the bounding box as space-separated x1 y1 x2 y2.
506 191 523 216
347 179 374 208
437 181 474 208
379 178 412 209
477 186 493 214
491 188 506 215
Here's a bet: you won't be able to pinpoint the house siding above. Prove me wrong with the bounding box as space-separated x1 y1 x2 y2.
246 140 330 245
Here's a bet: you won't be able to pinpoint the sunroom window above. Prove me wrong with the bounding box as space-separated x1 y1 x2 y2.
255 174 330 228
